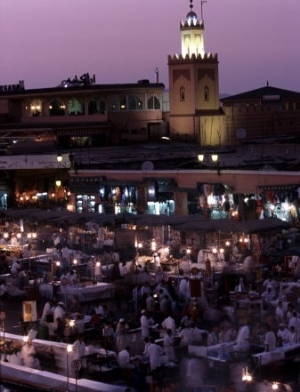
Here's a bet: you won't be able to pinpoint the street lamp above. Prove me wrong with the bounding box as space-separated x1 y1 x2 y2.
198 153 220 175
211 154 218 163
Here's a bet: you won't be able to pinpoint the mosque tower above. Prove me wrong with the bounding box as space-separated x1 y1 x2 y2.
168 0 225 146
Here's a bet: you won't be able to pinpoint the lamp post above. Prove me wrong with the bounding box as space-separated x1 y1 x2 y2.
0 310 6 360
66 343 73 391
55 153 73 208
134 238 142 314
187 247 191 276
198 153 220 175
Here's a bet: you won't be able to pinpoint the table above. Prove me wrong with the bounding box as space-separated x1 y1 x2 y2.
188 342 235 362
0 360 128 392
230 293 263 312
39 282 114 302
251 343 300 378
83 348 117 373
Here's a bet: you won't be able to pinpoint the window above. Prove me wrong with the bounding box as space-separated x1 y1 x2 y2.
204 86 209 101
111 95 126 111
120 96 126 110
88 98 106 114
128 95 143 110
49 99 65 116
30 99 42 117
147 96 160 110
180 87 185 102
67 98 84 115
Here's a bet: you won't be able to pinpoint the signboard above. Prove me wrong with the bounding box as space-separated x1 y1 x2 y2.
22 301 37 323
0 80 25 93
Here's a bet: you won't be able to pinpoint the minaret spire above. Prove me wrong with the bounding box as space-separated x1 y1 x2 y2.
190 0 194 12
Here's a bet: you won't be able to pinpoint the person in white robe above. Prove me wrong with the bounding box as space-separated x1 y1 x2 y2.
20 339 40 369
234 323 250 354
163 329 177 363
147 338 164 372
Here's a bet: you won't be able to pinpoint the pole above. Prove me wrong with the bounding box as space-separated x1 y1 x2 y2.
67 350 69 391
200 0 207 21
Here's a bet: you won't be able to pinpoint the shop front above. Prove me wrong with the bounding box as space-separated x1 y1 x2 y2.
257 184 300 222
70 176 176 215
187 182 236 219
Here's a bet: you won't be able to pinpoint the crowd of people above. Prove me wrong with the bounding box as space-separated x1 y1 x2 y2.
1 220 300 391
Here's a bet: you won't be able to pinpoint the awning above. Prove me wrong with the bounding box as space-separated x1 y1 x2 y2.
172 217 290 234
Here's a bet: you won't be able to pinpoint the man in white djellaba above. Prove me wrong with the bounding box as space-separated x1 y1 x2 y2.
163 328 177 363
140 309 155 339
40 299 55 324
179 277 190 302
73 334 86 361
234 321 250 354
20 339 40 369
147 337 164 373
53 302 65 327
161 313 176 336
117 346 135 369
72 334 86 378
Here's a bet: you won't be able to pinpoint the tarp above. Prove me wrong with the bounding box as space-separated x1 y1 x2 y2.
171 217 291 234
234 218 291 234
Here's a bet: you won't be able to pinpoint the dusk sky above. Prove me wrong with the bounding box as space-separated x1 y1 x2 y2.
0 0 299 95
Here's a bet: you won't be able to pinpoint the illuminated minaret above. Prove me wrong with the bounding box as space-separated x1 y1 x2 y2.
181 0 205 58
168 0 225 146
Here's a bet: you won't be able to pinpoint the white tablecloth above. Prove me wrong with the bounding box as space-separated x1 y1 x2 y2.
39 282 114 302
0 361 128 392
3 333 117 378
188 342 235 360
252 343 300 366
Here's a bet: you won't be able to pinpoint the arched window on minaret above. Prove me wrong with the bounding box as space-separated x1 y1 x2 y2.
204 86 210 101
180 87 186 102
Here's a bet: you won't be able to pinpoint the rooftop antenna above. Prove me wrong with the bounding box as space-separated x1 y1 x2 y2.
200 0 207 21
155 67 159 83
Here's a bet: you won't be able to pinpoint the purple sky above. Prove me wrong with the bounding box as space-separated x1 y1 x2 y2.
0 0 299 95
